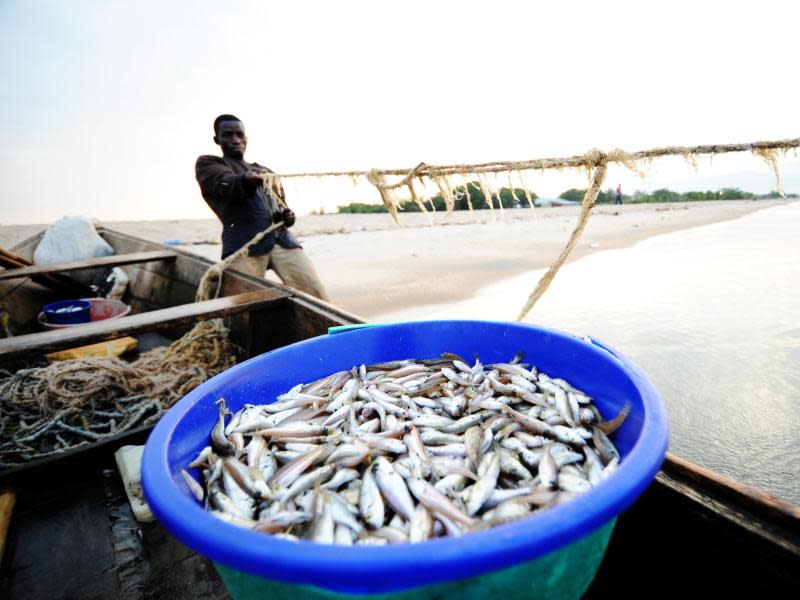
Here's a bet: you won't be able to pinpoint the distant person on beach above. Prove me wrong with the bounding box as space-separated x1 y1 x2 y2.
195 114 329 300
616 184 623 205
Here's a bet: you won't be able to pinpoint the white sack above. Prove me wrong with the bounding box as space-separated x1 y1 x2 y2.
33 216 113 265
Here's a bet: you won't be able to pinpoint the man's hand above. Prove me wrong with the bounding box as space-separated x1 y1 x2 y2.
277 207 296 228
244 170 266 186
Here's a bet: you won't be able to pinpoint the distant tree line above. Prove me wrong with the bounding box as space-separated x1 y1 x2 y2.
337 183 793 213
559 187 795 204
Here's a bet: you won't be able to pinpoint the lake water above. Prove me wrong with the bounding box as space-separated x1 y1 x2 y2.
376 202 800 505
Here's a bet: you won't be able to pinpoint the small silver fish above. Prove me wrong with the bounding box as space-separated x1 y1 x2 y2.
373 457 415 520
466 453 500 516
359 464 385 529
538 445 558 490
211 399 235 456
194 352 624 545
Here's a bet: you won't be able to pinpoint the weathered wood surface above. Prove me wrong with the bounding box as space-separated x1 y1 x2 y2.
0 462 231 600
0 241 37 264
95 228 364 324
2 474 120 598
245 295 366 356
0 290 290 362
665 452 800 524
0 251 177 281
0 492 15 565
654 453 800 568
0 280 59 337
0 246 89 296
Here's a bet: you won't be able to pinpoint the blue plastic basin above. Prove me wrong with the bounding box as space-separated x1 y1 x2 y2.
42 299 91 324
142 320 668 598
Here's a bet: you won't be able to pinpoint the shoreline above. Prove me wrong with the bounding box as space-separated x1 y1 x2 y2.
300 200 786 318
0 200 788 319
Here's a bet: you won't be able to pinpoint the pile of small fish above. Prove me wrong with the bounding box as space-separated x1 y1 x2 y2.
183 352 627 545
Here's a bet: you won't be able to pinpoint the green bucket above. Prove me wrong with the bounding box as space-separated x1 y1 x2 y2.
214 519 616 600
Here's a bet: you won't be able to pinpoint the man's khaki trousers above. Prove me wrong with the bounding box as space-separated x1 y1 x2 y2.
229 246 329 301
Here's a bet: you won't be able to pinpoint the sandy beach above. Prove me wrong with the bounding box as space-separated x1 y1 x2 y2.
0 200 786 319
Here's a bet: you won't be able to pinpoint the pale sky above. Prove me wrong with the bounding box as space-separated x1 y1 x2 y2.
1 0 798 224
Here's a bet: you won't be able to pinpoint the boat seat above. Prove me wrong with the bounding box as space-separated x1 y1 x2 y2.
0 289 290 361
0 250 179 281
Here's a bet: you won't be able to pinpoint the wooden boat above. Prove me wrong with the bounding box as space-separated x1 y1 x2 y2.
0 229 797 598
0 226 361 475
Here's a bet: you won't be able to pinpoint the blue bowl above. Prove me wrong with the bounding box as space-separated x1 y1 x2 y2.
142 320 668 598
43 299 92 325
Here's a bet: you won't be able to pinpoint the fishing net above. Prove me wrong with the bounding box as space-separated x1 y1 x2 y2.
0 319 238 467
0 192 281 467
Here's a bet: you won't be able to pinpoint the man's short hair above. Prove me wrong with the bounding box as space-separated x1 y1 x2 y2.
213 114 242 135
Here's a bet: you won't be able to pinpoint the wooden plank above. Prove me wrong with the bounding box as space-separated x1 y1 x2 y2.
0 491 15 565
289 296 365 334
655 470 800 556
45 336 138 362
2 476 119 599
0 250 177 281
95 229 362 322
0 246 90 296
2 459 230 599
0 290 290 361
0 246 35 267
664 453 800 523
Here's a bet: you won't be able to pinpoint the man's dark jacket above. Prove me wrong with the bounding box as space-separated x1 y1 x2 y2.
195 155 300 259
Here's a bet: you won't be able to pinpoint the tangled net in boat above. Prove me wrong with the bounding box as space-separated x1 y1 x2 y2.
0 319 238 467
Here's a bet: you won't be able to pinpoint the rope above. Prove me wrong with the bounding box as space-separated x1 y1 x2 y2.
248 137 800 180
0 320 238 467
196 221 285 302
280 138 796 318
263 136 798 236
516 163 607 321
198 137 797 319
751 148 785 197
